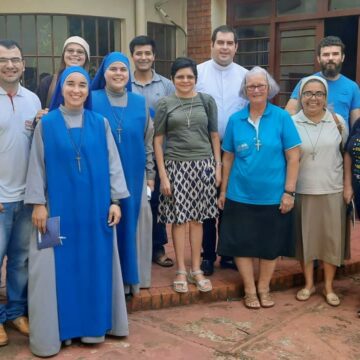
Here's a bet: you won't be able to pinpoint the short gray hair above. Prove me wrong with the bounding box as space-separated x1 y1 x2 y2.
239 66 280 100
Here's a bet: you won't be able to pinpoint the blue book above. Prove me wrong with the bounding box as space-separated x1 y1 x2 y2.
37 216 65 250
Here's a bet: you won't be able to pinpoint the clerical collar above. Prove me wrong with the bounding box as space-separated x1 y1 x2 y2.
210 59 234 72
105 87 126 98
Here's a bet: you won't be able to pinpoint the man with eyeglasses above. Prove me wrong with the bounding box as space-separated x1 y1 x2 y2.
285 36 360 128
0 39 41 346
196 25 248 275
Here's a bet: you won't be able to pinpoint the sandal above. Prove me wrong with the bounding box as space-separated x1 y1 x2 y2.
323 290 340 307
173 270 188 293
243 293 261 309
153 254 174 267
258 291 275 308
296 286 316 301
188 270 212 292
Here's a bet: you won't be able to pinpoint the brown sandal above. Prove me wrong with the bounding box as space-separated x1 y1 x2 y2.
153 254 174 267
244 293 261 309
258 291 275 308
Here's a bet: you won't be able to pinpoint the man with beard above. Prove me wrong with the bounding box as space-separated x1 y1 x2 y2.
286 36 360 128
0 39 41 345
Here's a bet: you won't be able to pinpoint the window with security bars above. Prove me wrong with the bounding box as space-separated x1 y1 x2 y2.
147 22 176 78
278 28 316 106
234 25 270 71
0 14 121 92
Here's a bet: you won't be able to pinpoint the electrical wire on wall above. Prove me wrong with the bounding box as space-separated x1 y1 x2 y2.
154 1 187 55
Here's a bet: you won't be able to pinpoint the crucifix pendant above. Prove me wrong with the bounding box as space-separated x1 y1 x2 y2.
311 151 317 160
117 127 122 143
255 138 261 151
75 154 81 172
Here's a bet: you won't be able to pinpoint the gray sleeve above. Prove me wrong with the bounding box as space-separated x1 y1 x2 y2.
206 94 218 132
144 110 155 180
24 122 47 205
104 118 130 200
154 98 168 136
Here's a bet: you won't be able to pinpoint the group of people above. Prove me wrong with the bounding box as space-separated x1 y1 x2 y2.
1 23 360 356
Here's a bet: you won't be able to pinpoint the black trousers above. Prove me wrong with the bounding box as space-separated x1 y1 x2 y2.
151 162 168 258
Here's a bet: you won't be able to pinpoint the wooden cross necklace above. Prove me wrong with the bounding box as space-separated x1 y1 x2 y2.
64 115 85 172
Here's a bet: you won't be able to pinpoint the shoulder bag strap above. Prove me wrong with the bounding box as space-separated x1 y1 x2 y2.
332 112 344 153
46 74 58 108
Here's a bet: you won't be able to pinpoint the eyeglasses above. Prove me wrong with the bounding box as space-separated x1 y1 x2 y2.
301 91 326 99
174 75 196 80
246 84 267 92
0 57 23 65
65 48 86 56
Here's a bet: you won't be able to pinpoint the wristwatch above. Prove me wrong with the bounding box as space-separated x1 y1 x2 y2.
111 199 120 205
284 190 296 197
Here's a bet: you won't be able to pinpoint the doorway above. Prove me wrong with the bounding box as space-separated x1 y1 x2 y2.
324 16 358 81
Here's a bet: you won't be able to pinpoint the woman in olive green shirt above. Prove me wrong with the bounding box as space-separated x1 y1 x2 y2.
154 57 221 294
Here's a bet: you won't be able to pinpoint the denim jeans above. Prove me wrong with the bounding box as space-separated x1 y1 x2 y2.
0 201 32 324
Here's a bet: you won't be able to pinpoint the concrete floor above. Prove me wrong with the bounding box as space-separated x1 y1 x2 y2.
2 273 360 359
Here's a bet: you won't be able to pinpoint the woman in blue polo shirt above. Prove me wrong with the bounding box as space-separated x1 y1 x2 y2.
217 66 301 309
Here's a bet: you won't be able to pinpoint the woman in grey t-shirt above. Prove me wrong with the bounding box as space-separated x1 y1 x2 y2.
154 57 221 294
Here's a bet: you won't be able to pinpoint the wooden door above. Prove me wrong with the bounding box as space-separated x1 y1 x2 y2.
275 20 323 107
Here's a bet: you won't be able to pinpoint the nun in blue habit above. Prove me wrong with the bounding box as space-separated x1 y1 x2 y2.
25 66 130 357
91 52 155 293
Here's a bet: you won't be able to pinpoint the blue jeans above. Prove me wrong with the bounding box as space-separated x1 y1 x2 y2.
0 201 32 324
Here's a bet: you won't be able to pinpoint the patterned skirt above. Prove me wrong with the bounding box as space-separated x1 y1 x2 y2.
158 158 218 224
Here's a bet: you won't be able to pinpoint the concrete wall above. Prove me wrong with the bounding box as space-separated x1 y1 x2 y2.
1 0 187 57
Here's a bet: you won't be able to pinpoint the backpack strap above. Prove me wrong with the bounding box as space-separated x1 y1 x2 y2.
198 92 210 118
332 112 344 153
332 112 342 135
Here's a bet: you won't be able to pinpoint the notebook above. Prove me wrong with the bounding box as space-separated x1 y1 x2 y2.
37 216 65 250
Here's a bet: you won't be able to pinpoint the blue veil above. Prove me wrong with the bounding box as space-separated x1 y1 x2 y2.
90 52 132 93
49 66 92 110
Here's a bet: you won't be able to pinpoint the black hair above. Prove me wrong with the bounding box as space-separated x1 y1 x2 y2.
129 35 156 55
317 36 345 56
170 57 197 80
0 39 23 57
211 25 237 45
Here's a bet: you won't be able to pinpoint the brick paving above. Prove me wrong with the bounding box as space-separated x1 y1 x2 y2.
128 222 360 312
1 223 360 359
2 274 360 359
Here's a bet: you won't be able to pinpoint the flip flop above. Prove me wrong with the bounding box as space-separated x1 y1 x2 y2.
153 254 174 267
